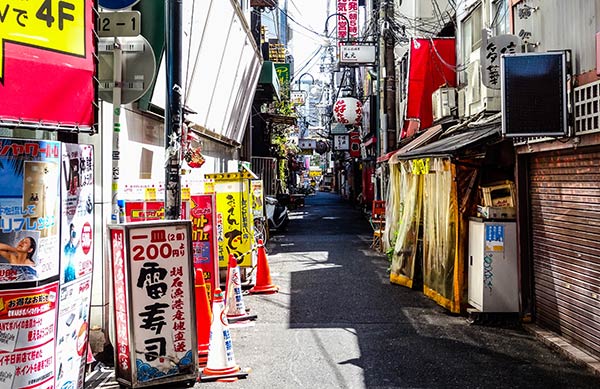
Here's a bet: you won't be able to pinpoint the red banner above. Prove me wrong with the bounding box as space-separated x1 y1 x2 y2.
0 0 95 128
337 0 359 41
403 38 456 138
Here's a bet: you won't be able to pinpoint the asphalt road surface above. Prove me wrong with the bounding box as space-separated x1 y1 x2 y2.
89 191 600 389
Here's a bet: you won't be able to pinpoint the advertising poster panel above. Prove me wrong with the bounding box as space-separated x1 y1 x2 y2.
250 180 264 219
109 222 197 387
0 138 61 284
214 178 253 268
60 143 94 284
55 275 92 389
124 201 165 222
0 0 95 128
0 282 59 388
189 195 218 302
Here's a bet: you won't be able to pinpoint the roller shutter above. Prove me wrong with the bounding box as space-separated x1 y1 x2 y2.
529 147 600 359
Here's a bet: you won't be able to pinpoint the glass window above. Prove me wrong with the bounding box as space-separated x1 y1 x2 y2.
492 0 510 36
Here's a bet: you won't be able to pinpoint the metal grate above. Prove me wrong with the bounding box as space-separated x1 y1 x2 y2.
513 80 600 145
574 80 600 135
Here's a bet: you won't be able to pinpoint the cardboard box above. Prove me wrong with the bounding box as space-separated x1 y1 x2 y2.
480 180 516 207
477 205 516 219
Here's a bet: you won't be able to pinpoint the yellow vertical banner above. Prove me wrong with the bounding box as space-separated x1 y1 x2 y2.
251 180 264 218
214 178 253 267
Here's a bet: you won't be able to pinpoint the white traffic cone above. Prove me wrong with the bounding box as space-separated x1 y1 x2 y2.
201 288 242 382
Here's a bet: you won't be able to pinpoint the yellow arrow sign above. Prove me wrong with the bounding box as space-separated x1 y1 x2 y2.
0 0 86 81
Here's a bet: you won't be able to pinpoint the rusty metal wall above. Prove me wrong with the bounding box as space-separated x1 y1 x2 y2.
529 147 600 359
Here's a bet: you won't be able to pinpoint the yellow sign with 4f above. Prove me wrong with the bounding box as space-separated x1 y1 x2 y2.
0 0 85 80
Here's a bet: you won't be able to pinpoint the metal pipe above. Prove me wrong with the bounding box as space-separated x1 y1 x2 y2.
165 0 183 220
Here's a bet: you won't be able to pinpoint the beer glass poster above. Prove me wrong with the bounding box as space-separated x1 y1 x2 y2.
109 221 197 387
0 138 61 284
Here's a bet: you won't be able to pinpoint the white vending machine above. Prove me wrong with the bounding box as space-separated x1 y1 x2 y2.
468 219 519 313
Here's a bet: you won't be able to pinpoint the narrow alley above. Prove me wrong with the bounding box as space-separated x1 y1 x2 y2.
88 191 600 389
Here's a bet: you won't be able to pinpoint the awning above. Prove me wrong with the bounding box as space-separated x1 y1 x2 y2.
397 125 501 160
255 61 281 102
377 149 397 163
363 136 376 147
390 124 444 164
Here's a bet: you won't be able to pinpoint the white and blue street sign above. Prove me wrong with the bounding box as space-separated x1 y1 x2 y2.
99 0 141 11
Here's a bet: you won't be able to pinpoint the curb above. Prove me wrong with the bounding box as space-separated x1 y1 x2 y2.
523 323 600 377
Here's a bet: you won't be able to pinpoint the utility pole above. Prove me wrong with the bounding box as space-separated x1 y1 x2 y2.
377 0 397 157
384 0 397 153
165 0 183 220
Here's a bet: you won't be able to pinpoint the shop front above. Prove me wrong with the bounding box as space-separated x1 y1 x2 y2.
386 123 509 313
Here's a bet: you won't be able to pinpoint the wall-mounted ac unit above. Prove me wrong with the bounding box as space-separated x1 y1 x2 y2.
464 49 501 116
432 87 457 121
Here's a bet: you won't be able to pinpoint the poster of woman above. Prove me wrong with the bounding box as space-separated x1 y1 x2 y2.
0 138 61 284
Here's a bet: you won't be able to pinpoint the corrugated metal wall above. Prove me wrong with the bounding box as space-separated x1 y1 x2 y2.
512 0 598 74
529 147 600 359
251 156 277 196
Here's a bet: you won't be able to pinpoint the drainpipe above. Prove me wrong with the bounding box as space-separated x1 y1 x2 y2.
165 0 183 220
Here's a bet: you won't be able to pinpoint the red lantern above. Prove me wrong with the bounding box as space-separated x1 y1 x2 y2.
333 97 363 126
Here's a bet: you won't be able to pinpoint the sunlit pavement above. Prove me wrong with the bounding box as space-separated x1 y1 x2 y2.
87 191 600 389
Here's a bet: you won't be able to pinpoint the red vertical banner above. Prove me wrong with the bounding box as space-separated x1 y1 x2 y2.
190 195 219 302
337 0 359 41
0 282 59 388
110 228 132 383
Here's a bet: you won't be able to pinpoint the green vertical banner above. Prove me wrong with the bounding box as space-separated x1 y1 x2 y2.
274 63 291 100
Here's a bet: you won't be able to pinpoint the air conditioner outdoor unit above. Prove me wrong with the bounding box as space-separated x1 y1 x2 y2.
465 50 501 116
432 87 457 121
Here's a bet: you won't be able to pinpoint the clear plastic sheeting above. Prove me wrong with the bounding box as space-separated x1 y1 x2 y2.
422 158 460 313
388 160 423 288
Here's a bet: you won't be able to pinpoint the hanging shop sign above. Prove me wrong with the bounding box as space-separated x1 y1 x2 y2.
190 195 219 303
108 221 198 388
0 0 95 129
0 282 60 388
339 43 376 65
0 138 61 284
481 33 519 90
333 134 350 151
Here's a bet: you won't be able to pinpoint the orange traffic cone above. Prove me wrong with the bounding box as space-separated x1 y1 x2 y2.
200 288 248 382
225 254 257 323
249 240 279 294
195 269 212 366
